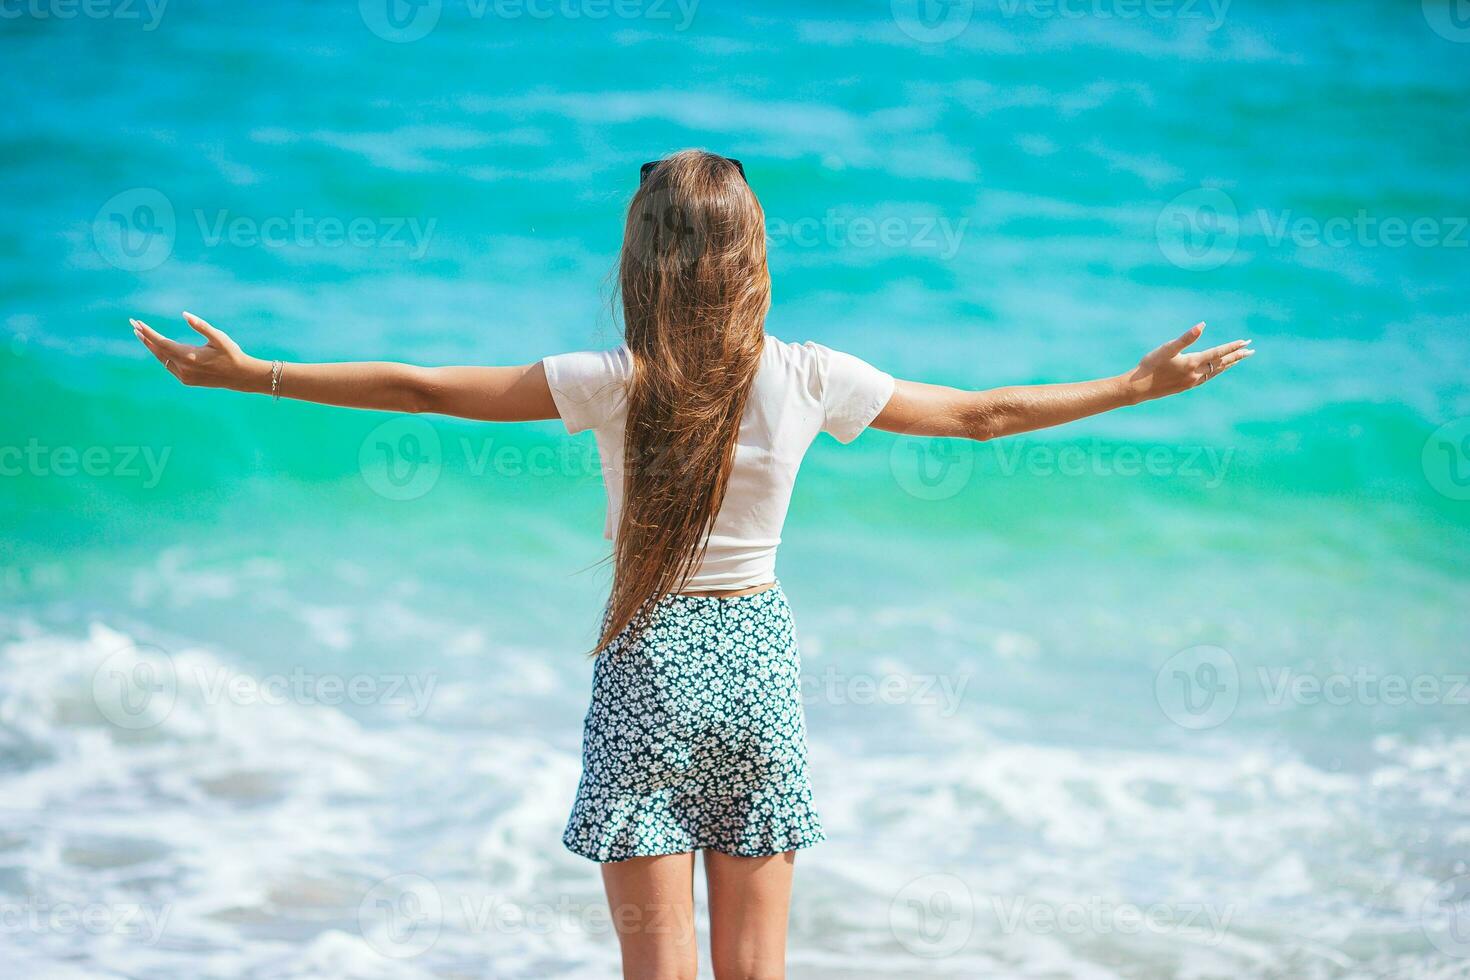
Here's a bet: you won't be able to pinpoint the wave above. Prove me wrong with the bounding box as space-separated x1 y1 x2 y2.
1 619 1463 977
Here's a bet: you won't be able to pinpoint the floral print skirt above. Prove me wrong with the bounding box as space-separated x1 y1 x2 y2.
563 582 826 863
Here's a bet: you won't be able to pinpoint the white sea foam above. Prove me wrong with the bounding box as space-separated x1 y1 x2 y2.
0 600 1461 978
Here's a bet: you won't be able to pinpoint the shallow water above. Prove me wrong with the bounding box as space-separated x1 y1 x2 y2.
3 0 1469 976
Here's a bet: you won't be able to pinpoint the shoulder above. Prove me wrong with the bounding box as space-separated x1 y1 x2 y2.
541 345 632 434
762 333 828 379
763 334 824 362
763 335 870 368
765 334 894 443
543 345 632 386
763 334 887 387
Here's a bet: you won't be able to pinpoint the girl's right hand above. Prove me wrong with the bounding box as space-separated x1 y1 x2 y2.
132 312 268 392
1125 322 1253 403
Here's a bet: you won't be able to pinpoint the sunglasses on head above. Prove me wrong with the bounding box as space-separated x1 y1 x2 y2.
640 157 746 185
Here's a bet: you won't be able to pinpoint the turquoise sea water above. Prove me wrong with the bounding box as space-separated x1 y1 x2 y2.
3 1 1469 976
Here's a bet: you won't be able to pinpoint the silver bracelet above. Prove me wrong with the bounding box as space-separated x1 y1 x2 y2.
270 360 283 401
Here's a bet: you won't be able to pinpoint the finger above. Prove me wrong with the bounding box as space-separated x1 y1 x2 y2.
1159 322 1205 357
131 320 191 358
1215 359 1247 377
1200 347 1254 383
182 311 227 346
132 325 188 375
1216 347 1255 370
130 324 167 362
136 332 180 373
1192 338 1251 364
135 332 168 364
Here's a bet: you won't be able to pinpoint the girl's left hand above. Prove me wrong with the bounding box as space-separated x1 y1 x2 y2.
131 312 263 391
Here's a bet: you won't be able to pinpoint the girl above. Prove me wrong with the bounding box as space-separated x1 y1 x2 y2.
132 149 1252 979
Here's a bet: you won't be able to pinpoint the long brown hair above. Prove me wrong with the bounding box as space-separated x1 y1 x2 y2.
593 149 770 654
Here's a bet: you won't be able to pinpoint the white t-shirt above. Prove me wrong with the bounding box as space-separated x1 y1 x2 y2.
542 335 895 591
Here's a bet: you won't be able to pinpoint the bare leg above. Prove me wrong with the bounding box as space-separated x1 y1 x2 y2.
705 849 796 980
599 852 699 980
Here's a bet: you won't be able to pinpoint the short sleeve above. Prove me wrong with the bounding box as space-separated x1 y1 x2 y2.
541 347 632 435
806 342 895 443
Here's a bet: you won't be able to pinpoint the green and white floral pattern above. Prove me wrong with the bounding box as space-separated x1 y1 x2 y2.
564 584 826 862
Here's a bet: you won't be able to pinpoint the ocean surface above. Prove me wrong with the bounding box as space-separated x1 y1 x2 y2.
3 0 1469 976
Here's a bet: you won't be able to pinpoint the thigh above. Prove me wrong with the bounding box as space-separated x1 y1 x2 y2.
704 849 796 980
600 852 699 980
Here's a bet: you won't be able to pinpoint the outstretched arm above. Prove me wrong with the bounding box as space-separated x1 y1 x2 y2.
871 323 1253 441
132 313 557 422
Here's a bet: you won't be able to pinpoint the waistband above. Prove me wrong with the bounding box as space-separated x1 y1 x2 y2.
662 579 786 611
